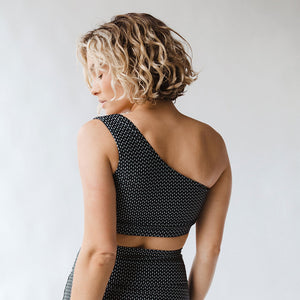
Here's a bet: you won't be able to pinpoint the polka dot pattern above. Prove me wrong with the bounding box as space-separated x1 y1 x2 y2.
63 246 190 299
62 249 80 300
92 113 210 237
62 113 210 299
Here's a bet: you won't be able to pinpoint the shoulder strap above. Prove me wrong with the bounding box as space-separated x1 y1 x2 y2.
92 113 139 163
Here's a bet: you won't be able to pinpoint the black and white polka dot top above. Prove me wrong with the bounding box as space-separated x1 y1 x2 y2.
93 113 210 237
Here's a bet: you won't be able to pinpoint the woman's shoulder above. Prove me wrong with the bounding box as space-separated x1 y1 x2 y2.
185 114 230 171
184 114 225 143
77 116 117 151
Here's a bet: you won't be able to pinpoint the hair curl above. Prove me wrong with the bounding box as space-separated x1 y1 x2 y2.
76 13 199 103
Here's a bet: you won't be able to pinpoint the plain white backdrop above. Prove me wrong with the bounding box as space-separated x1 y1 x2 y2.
1 0 299 299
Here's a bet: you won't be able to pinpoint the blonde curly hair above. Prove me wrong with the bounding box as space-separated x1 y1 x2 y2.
76 13 199 104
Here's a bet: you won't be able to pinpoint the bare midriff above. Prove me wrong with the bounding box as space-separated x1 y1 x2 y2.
116 232 189 251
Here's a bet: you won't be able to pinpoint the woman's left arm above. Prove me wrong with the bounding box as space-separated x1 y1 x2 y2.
70 119 118 300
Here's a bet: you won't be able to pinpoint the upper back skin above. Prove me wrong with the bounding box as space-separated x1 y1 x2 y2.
98 109 229 251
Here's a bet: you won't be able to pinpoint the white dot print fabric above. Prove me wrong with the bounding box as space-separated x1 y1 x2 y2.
93 113 210 237
62 113 210 299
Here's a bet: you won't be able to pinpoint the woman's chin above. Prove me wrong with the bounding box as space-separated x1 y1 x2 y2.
96 103 107 116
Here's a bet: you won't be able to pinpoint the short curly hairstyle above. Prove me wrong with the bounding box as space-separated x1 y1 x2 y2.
76 13 199 104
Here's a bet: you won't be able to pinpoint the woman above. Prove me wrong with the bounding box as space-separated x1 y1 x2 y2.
62 13 232 300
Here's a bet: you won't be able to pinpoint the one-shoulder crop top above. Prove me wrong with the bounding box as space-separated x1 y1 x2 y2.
93 113 210 237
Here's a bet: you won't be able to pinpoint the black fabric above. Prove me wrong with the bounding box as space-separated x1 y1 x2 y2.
62 113 210 299
92 113 210 237
62 246 190 300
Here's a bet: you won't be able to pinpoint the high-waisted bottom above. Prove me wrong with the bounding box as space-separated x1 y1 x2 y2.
62 245 190 299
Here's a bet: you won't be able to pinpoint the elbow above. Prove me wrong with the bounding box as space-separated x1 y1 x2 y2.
206 246 221 258
210 246 221 256
208 243 221 255
196 245 221 260
81 246 117 266
91 251 117 266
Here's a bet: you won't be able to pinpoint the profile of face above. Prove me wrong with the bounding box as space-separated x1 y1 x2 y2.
87 57 133 115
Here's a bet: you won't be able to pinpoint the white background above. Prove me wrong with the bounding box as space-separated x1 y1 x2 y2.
1 0 299 299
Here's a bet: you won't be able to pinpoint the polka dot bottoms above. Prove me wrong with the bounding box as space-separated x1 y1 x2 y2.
62 249 80 300
62 246 190 299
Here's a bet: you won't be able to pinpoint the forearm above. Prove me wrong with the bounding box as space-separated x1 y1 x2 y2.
188 253 219 300
70 250 116 300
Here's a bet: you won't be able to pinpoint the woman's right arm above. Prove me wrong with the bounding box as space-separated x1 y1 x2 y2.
188 136 232 300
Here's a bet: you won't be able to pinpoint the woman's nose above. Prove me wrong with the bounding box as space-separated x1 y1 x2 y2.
90 84 99 96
